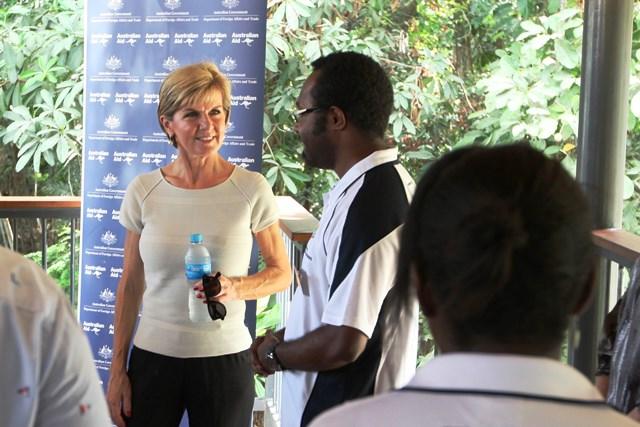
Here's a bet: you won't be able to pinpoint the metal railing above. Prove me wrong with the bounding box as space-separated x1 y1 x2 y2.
261 196 319 427
592 228 640 308
568 228 640 372
0 195 319 427
5 196 638 422
0 196 81 305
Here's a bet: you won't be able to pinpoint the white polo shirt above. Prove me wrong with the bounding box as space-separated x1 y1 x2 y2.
310 353 637 427
282 148 419 427
0 247 111 427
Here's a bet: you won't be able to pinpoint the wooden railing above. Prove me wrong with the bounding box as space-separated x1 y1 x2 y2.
0 196 81 305
592 228 640 269
0 194 317 302
592 228 640 309
0 196 81 254
6 197 640 426
261 197 318 426
0 195 318 427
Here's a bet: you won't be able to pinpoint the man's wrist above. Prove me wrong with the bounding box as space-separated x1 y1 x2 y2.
264 333 286 371
272 344 285 371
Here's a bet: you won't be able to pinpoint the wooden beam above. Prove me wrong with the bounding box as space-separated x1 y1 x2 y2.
592 228 640 268
276 196 318 245
0 195 319 245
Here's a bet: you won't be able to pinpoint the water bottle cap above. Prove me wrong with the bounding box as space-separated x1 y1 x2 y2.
190 233 203 244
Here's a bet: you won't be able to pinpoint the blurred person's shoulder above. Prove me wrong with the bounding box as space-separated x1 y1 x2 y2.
0 246 64 315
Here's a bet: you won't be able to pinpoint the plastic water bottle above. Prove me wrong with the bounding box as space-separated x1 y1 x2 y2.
184 233 212 322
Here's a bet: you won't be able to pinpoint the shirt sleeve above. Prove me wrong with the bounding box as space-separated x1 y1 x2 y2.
119 175 145 233
249 173 279 233
37 288 112 427
321 227 402 338
2 252 111 427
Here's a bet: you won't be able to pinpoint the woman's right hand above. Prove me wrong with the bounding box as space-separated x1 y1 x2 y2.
107 371 132 427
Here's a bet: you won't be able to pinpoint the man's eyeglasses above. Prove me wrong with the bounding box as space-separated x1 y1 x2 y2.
294 106 326 119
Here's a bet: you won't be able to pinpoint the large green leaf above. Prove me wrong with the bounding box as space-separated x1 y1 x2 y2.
16 144 37 172
527 34 551 50
303 39 321 61
554 39 579 69
520 21 545 36
284 2 300 29
281 171 298 194
624 175 635 200
56 137 70 162
631 91 640 119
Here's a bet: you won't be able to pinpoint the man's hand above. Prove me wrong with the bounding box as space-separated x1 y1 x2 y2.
250 334 273 376
252 331 283 375
628 406 640 422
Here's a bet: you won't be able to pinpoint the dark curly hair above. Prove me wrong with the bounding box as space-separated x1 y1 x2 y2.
389 143 594 353
310 51 393 139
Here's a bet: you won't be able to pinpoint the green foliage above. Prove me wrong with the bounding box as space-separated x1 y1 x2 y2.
462 8 583 154
0 0 83 179
256 295 281 337
254 294 282 398
5 0 640 369
417 313 436 367
25 223 79 300
462 5 640 234
263 1 477 209
261 0 583 208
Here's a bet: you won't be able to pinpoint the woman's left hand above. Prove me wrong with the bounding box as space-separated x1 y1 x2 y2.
211 274 238 301
194 274 239 302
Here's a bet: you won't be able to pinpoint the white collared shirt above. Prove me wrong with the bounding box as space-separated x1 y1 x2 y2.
310 353 636 426
282 148 418 426
0 247 111 427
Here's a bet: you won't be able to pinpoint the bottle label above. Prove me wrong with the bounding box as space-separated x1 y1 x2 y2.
185 263 212 280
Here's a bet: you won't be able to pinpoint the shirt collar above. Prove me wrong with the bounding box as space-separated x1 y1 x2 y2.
327 147 399 203
410 353 603 402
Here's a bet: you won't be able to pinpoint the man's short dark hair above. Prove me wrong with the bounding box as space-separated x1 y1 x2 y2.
311 52 393 139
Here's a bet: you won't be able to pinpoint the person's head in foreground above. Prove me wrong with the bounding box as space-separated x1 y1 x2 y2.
395 143 594 356
309 144 640 427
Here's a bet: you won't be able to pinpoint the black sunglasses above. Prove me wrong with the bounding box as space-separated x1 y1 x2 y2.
202 272 227 321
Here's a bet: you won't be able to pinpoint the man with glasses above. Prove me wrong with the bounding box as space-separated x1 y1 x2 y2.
252 51 418 427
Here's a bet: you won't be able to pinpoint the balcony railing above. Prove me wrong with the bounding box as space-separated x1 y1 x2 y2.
592 228 640 308
261 196 319 427
4 197 640 426
0 195 318 427
0 196 81 305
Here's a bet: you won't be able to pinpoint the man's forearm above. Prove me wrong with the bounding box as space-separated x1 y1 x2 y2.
273 324 367 372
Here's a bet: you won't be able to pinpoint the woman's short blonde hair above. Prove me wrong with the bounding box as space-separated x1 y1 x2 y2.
157 62 232 146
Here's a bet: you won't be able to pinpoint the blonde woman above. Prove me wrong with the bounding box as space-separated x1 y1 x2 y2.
107 62 290 427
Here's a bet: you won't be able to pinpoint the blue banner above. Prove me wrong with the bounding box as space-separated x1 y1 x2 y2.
79 0 267 391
